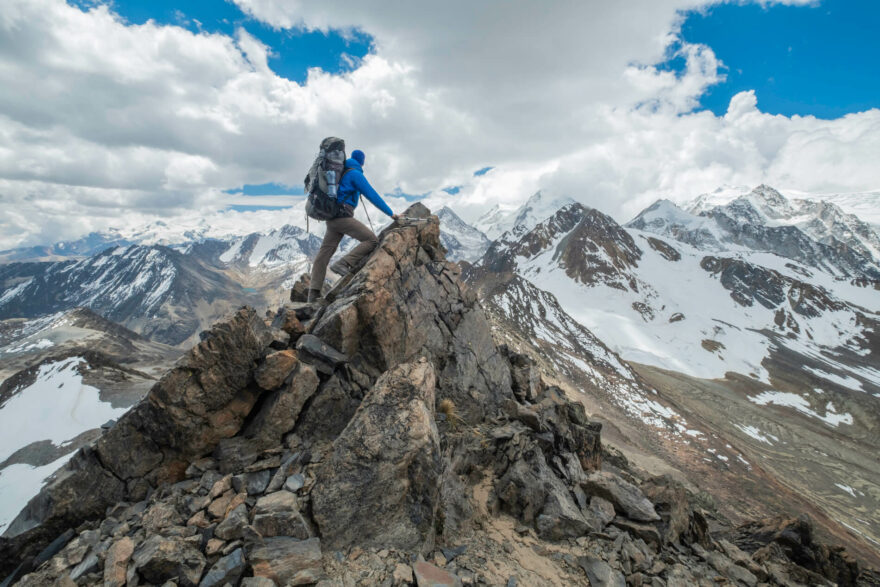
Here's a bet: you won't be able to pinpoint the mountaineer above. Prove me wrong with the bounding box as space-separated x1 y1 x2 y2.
304 138 397 303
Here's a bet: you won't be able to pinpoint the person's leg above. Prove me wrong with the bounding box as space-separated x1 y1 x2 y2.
335 217 379 269
310 220 345 297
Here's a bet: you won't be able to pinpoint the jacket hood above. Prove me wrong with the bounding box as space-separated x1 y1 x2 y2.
345 158 362 172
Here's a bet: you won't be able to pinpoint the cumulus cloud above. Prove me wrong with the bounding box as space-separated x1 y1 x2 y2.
0 0 877 248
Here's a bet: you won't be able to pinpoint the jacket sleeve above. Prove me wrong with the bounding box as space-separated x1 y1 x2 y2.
354 172 394 217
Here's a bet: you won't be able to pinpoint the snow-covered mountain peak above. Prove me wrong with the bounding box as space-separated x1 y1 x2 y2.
685 185 752 215
474 190 577 241
509 190 577 237
436 207 491 262
627 199 726 251
629 199 700 227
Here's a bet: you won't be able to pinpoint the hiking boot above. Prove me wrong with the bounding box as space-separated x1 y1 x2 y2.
329 258 353 277
306 288 322 303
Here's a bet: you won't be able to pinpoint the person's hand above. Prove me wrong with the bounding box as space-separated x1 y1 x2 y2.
392 213 401 222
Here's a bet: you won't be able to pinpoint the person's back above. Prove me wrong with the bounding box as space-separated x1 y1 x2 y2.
307 149 397 302
336 157 393 218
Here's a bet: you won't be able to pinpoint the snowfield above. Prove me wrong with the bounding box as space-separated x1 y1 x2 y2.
0 358 128 463
518 228 778 381
0 357 130 532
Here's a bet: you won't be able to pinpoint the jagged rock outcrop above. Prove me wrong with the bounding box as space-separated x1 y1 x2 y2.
308 202 512 424
312 358 441 552
2 204 876 587
0 307 272 577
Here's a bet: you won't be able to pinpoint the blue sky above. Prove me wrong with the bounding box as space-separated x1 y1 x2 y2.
668 0 879 118
73 0 372 83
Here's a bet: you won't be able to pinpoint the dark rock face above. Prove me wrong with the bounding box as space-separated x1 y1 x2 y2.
480 203 588 275
555 208 642 290
733 516 861 586
581 472 660 523
312 359 442 552
246 363 319 448
701 255 844 317
645 236 681 261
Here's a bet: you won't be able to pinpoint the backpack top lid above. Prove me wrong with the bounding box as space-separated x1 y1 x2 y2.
320 136 345 153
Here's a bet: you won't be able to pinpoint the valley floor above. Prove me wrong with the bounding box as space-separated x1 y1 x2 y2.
624 362 880 569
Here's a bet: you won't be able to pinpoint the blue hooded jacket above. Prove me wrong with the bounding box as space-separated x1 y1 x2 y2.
337 158 394 218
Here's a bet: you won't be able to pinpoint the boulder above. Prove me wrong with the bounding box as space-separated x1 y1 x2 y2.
412 561 463 587
502 347 545 403
733 516 860 586
581 472 660 522
232 469 272 496
706 551 758 587
293 373 362 444
640 475 689 544
536 486 591 540
68 551 99 581
131 535 206 587
98 306 272 478
296 334 348 374
311 359 442 552
289 274 312 304
213 437 260 474
284 473 305 492
246 364 319 447
214 504 251 541
251 491 312 539
249 537 323 586
141 501 184 532
577 556 626 587
535 387 602 472
104 536 134 587
255 350 299 390
200 547 247 587
611 517 662 547
584 496 616 531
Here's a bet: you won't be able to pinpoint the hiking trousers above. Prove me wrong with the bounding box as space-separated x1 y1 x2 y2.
310 216 379 289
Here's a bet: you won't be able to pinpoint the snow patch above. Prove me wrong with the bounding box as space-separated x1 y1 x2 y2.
0 358 129 463
803 366 864 393
0 452 75 534
735 424 778 445
749 390 853 427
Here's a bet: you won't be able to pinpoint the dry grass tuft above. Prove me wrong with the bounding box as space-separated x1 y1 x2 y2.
438 398 464 431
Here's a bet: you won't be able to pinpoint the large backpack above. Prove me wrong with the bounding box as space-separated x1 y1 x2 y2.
304 137 347 221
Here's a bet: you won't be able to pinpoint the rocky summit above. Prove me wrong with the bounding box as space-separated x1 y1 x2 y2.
1 204 877 586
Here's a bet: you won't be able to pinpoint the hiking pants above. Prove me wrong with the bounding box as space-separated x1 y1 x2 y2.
310 216 379 289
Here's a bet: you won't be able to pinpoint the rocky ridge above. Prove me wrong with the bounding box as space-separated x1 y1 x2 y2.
1 204 876 586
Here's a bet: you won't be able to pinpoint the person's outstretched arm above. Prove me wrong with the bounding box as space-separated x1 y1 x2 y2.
353 172 394 218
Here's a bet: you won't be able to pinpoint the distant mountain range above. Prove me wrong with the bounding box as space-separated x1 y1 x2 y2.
1 184 879 554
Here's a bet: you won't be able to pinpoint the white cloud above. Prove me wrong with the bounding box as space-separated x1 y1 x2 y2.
0 0 877 249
